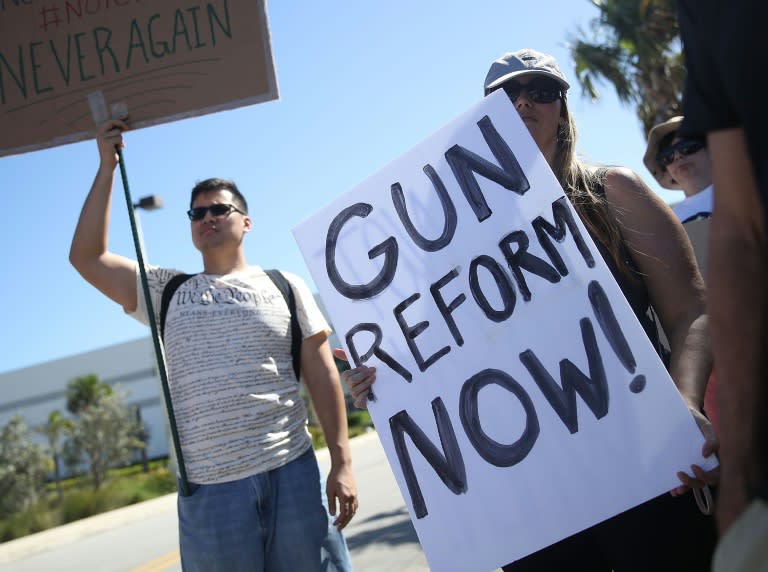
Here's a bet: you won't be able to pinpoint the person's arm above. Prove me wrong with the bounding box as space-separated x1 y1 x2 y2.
69 119 138 312
302 332 358 529
706 128 766 533
603 168 717 490
604 167 712 409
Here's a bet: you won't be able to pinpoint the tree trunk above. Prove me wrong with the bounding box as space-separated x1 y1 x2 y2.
53 454 63 503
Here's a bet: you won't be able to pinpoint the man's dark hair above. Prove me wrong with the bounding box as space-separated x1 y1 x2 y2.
190 178 249 213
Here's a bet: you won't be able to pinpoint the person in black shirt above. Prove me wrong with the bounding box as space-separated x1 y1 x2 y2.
678 2 768 569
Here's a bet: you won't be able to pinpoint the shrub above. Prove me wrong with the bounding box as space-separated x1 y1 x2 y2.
0 507 57 542
61 489 115 523
347 410 373 429
0 461 176 542
308 426 327 449
122 470 177 504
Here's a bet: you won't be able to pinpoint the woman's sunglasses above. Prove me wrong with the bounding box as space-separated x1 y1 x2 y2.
187 203 245 221
498 77 563 104
657 139 706 168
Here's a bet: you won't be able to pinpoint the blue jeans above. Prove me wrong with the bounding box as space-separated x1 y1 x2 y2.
178 447 353 572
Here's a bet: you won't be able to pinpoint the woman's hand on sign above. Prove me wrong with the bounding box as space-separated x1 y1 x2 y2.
333 348 376 409
671 405 720 496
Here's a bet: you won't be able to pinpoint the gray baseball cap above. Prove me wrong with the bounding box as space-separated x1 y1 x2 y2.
484 49 570 95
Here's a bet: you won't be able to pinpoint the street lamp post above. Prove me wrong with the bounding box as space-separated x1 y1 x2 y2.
133 195 164 211
132 195 163 258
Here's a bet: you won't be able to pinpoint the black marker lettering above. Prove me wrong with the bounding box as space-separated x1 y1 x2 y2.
74 32 94 81
468 255 516 322
445 115 529 222
532 197 595 274
126 19 150 68
93 27 119 75
394 293 449 373
346 322 412 383
588 280 646 392
206 0 232 46
430 268 466 347
520 317 609 434
460 368 539 466
148 14 171 58
326 203 398 300
499 230 559 302
391 164 457 252
390 398 467 519
29 42 52 95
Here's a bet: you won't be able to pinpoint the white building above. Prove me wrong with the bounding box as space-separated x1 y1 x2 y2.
0 337 169 460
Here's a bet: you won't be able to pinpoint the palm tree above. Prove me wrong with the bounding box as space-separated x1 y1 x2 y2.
568 0 684 134
65 374 112 416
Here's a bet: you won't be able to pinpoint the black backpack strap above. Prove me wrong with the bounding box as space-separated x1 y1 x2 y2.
265 269 302 380
160 273 195 341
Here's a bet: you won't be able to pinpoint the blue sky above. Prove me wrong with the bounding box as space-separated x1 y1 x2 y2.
1 1 684 375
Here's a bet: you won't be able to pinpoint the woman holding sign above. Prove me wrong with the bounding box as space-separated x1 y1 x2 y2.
340 49 718 571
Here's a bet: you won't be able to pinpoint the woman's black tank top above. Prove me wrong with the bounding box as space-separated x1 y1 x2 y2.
587 169 670 367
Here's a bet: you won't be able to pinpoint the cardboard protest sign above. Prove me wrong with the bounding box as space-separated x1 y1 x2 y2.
0 0 277 157
293 91 717 572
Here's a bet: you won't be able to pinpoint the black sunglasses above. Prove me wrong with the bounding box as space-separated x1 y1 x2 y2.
499 77 563 104
657 138 706 168
187 203 246 221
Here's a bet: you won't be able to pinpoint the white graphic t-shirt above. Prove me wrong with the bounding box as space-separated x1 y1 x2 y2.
129 265 331 484
672 185 713 223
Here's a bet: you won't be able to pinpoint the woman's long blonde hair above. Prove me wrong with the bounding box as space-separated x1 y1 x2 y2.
552 97 636 281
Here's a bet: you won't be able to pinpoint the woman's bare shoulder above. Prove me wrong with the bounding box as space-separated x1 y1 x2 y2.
601 165 659 207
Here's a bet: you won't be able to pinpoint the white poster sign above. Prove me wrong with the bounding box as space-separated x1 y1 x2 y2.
293 91 716 572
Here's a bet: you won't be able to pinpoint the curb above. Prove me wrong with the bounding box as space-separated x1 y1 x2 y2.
0 493 177 563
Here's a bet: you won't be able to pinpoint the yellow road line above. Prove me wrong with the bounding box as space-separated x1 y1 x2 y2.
128 549 180 572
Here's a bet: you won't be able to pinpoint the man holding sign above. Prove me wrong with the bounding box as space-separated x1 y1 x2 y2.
306 49 718 571
70 120 357 572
